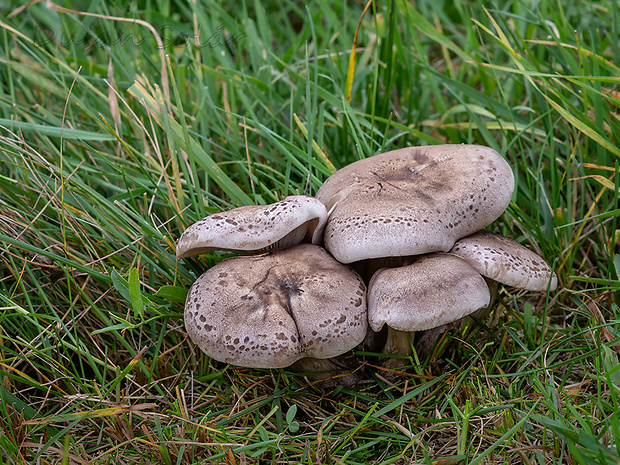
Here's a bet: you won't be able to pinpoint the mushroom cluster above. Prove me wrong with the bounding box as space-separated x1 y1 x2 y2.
177 145 558 383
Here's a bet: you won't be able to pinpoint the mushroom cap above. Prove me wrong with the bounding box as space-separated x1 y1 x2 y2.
368 253 491 332
176 196 327 259
449 230 558 292
316 144 514 263
184 244 368 368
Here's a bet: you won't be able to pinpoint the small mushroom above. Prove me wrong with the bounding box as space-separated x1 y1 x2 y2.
316 144 514 263
367 253 491 370
176 196 327 259
184 244 368 371
449 230 558 291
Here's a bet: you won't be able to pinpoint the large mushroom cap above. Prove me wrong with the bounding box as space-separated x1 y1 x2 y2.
184 244 368 369
368 253 491 332
176 196 327 259
316 144 514 263
449 230 558 292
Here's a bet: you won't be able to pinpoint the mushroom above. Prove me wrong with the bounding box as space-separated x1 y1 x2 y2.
367 229 559 369
316 144 515 263
184 244 367 381
367 253 492 370
176 195 327 259
449 230 558 291
413 231 558 361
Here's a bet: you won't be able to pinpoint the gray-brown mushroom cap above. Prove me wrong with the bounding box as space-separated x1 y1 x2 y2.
316 144 515 263
176 196 327 259
184 244 368 369
449 230 558 292
368 253 491 332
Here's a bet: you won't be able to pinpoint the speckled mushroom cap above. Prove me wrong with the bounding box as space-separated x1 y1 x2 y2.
367 253 491 332
316 144 514 263
176 196 327 259
449 230 558 292
184 244 368 368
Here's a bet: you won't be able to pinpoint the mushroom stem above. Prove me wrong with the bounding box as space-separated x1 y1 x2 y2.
383 326 413 357
378 327 415 371
289 356 360 388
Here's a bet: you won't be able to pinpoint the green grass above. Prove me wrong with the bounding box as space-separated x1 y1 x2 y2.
1 0 619 463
